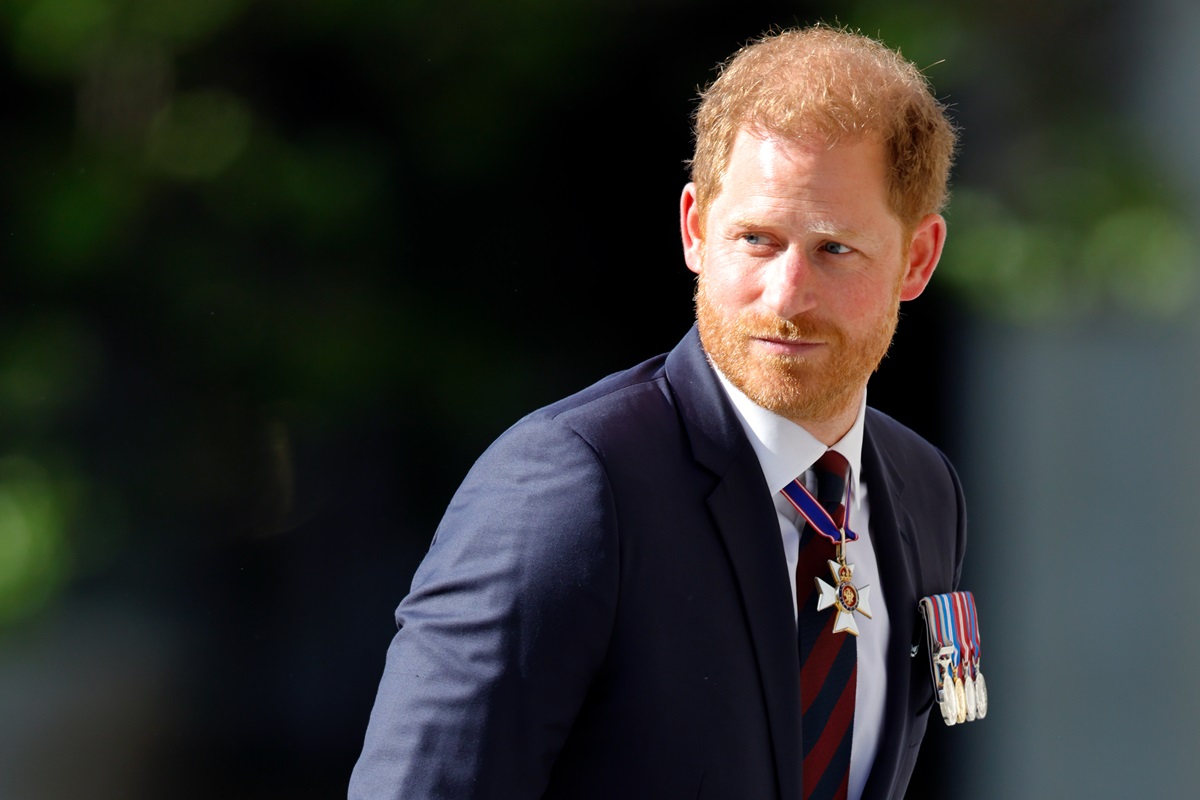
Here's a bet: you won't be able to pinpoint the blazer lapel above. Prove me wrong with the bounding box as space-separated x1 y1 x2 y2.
665 328 801 800
859 413 924 800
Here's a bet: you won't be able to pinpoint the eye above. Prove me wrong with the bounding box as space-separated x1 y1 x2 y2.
821 241 853 255
742 233 770 246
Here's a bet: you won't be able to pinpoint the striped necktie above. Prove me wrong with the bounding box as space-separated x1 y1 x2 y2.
795 450 855 800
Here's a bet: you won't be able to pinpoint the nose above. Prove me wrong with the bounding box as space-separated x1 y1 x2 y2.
760 248 816 319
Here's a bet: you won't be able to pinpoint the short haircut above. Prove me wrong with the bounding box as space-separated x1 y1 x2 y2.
689 24 958 233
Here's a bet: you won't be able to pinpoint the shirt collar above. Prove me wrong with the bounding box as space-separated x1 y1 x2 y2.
713 366 866 509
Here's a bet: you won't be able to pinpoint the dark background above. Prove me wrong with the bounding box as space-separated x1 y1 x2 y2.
4 0 1191 797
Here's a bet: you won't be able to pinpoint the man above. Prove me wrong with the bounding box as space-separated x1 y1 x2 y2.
351 24 964 800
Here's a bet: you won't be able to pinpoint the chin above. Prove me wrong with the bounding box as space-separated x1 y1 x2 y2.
736 366 857 426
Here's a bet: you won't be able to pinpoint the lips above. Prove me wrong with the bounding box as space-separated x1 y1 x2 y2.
754 334 823 346
751 335 826 357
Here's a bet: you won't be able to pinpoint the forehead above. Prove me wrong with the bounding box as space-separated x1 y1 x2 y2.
714 129 891 217
725 127 881 178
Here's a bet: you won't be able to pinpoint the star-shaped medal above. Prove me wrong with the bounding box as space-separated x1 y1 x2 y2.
815 560 873 636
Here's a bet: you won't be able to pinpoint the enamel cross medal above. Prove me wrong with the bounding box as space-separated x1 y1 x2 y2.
815 524 873 636
781 468 873 636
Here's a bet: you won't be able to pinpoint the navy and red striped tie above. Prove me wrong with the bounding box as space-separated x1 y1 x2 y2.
796 450 855 800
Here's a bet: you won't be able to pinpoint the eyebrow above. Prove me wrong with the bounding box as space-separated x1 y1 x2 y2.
809 220 867 240
730 215 881 247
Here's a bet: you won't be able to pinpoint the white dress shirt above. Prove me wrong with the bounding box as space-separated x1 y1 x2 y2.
714 370 891 800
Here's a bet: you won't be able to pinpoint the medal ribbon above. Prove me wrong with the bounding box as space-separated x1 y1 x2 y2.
951 593 972 680
930 592 981 679
780 472 859 545
934 594 961 671
965 592 981 673
930 595 945 650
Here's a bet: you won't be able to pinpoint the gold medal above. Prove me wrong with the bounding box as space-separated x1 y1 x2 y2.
954 674 967 724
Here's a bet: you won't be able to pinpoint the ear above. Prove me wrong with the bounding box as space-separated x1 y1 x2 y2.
680 182 705 275
898 213 947 301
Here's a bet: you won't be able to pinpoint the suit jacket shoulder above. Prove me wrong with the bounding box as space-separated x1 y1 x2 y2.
864 406 968 590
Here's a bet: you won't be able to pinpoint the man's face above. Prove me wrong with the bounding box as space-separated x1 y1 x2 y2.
680 129 943 436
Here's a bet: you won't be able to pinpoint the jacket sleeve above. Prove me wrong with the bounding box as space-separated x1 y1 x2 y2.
348 415 619 800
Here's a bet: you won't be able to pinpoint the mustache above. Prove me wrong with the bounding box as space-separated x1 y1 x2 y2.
692 275 845 344
736 313 843 343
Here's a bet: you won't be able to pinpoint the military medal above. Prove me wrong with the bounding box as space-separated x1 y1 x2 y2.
919 591 987 726
814 537 873 636
975 669 989 719
781 469 871 636
954 592 977 721
963 663 977 722
933 646 958 725
965 592 987 719
952 593 969 722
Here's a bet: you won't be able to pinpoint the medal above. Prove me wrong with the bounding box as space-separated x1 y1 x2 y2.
815 558 873 635
951 593 977 721
965 592 987 719
974 670 989 719
951 593 973 722
934 645 958 725
919 591 987 726
781 468 870 636
964 664 977 722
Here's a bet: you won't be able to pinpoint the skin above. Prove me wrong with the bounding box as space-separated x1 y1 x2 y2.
681 129 946 445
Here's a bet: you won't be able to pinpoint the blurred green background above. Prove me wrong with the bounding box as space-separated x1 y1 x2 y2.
3 0 1199 797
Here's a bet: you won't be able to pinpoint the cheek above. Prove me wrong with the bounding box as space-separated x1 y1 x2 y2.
839 274 903 317
707 274 758 313
700 251 760 306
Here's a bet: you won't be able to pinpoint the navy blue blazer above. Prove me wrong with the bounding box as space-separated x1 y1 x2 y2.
350 327 966 800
